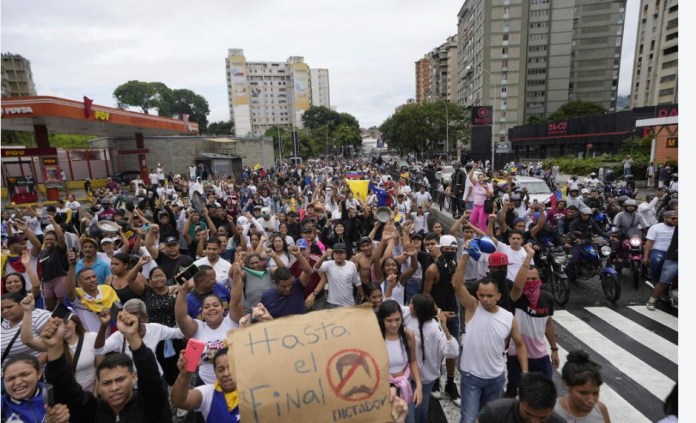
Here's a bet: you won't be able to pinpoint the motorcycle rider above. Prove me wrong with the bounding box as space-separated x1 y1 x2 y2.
668 173 678 193
583 172 603 191
565 185 587 210
564 207 609 283
645 211 677 310
546 199 568 234
612 199 647 235
585 188 603 211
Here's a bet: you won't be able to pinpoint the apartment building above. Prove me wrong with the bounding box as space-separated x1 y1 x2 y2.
456 0 626 146
1 53 37 97
427 35 459 103
629 0 678 108
415 56 431 104
226 49 329 137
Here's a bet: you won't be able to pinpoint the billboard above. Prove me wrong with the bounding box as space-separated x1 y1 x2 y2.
472 106 493 126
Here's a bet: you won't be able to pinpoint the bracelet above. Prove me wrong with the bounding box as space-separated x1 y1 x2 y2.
313 291 321 296
550 347 559 352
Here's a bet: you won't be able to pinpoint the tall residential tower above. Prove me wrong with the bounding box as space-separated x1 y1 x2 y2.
226 49 330 137
629 0 678 108
456 0 626 145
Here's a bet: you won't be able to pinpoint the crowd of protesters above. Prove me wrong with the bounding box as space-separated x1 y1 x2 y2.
1 156 677 423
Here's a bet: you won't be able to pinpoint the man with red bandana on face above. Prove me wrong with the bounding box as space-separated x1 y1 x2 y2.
504 243 559 399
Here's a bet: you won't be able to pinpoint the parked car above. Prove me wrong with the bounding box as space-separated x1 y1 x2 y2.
111 170 141 184
440 165 454 185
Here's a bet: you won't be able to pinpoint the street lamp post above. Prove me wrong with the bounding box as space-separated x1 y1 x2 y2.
444 100 450 163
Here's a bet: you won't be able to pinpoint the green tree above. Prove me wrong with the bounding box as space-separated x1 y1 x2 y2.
113 80 158 114
301 106 341 130
527 114 545 124
169 88 210 133
379 100 467 156
207 120 234 135
547 100 607 122
1 130 33 146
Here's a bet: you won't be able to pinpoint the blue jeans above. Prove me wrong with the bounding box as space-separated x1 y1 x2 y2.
649 250 667 282
659 259 678 284
405 278 422 304
459 371 505 423
414 380 436 423
504 355 553 397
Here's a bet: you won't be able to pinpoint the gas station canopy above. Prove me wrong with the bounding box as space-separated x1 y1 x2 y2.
1 96 198 137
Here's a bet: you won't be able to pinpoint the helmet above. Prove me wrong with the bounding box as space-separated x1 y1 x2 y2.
623 199 637 207
590 172 597 176
569 184 579 192
618 195 628 206
580 207 593 216
671 173 678 179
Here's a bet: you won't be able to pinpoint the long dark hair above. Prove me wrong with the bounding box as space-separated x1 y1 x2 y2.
376 300 412 364
410 294 436 363
562 350 603 387
63 314 86 373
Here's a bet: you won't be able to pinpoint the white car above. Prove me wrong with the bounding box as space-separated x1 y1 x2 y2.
440 166 454 184
511 176 554 204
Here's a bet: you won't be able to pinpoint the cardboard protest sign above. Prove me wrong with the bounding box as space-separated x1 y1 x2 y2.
227 306 391 423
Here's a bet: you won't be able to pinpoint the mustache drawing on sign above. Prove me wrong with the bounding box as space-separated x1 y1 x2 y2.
328 349 380 402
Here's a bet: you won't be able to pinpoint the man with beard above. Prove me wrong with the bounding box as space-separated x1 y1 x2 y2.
146 225 194 284
504 244 559 398
423 234 460 405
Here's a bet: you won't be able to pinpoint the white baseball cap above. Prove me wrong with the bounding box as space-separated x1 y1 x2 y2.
439 235 458 248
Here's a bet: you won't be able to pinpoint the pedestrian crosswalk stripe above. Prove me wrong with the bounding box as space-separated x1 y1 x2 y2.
555 344 650 423
553 310 675 401
626 305 678 331
585 307 678 364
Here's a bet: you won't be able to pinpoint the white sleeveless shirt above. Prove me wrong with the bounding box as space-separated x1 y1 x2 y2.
460 304 513 378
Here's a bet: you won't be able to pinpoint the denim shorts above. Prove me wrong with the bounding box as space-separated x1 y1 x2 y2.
659 259 678 285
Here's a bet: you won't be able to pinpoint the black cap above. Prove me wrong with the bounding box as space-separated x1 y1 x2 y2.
333 243 347 252
410 232 424 240
164 236 178 245
359 236 372 245
301 226 314 233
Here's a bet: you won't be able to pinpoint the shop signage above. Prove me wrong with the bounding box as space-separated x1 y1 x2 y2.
94 110 110 121
472 106 493 126
1 107 34 115
547 121 568 136
1 148 58 157
666 137 678 148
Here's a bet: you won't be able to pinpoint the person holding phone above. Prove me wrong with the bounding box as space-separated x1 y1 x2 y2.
1 353 71 423
42 311 171 422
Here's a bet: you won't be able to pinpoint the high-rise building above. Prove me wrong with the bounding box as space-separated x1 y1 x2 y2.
310 68 331 108
456 0 626 145
427 35 459 103
629 0 678 108
415 56 431 104
225 49 329 137
1 53 37 97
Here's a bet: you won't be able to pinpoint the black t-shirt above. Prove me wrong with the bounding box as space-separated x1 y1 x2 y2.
39 245 69 281
479 399 565 423
155 253 194 284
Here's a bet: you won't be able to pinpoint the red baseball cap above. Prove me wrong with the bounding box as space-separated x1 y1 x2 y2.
488 252 509 267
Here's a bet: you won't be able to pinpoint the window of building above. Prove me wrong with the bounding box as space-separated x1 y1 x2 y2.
531 10 549 17
664 45 678 55
503 34 509 41
659 88 675 96
660 74 676 83
662 60 677 69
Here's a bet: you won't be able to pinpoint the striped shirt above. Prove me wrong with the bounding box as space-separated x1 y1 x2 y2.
1 309 51 366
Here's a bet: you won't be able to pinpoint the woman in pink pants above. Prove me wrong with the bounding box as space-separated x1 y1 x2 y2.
467 167 493 231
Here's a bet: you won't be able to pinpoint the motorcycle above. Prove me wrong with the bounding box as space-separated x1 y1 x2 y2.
536 242 570 306
603 180 618 200
566 233 621 303
543 171 556 191
610 227 645 289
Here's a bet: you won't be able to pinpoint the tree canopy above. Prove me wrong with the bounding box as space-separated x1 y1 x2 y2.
113 81 210 133
206 120 234 135
378 100 468 155
547 100 607 122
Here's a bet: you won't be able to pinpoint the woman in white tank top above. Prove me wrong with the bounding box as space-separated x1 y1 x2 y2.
554 350 611 422
377 300 422 423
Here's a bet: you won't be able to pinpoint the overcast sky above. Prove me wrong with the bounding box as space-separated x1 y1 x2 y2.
2 0 639 129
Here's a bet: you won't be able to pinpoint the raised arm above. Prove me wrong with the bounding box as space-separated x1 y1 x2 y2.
228 253 247 324
171 350 204 411
145 223 160 259
510 244 535 302
125 255 150 296
451 252 478 312
289 245 313 286
13 219 41 257
21 250 41 298
19 294 47 352
174 279 199 338
65 251 78 302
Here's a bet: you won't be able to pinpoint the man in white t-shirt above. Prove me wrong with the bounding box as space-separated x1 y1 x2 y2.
194 238 232 287
149 169 159 187
314 243 363 307
413 185 432 209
